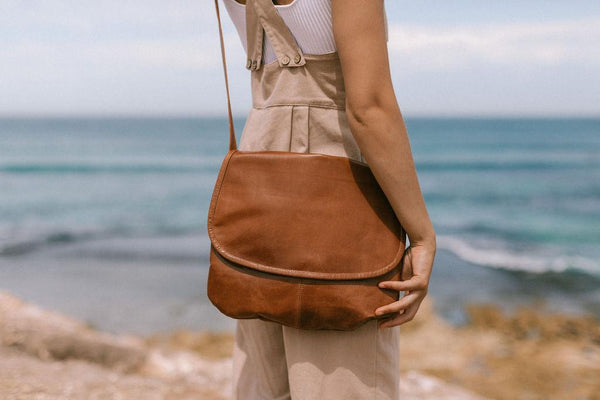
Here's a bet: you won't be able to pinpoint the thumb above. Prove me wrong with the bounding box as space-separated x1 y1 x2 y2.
400 247 414 281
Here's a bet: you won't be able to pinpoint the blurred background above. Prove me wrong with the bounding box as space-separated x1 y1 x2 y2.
0 1 598 399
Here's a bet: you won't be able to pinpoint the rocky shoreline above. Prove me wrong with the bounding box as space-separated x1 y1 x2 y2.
1 290 597 399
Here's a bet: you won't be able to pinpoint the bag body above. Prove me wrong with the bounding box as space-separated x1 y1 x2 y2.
207 0 406 330
207 150 406 330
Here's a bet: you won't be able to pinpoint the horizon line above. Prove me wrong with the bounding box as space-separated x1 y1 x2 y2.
1 113 599 120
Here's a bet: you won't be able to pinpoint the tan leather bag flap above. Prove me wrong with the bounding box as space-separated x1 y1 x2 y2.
207 150 406 281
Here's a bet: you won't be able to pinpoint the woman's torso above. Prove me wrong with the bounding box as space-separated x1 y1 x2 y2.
222 0 387 164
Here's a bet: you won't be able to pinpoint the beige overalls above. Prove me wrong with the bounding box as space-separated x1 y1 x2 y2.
231 0 400 399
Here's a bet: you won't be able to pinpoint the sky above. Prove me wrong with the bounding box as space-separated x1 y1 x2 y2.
1 0 599 117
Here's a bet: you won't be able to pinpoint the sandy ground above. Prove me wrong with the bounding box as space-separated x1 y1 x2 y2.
0 290 597 400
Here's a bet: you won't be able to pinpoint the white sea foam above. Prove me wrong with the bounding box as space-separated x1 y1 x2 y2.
436 235 599 276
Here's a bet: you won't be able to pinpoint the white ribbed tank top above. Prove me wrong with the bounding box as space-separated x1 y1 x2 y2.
222 0 389 64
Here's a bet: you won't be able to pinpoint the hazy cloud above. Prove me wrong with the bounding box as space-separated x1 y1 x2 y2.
387 18 600 69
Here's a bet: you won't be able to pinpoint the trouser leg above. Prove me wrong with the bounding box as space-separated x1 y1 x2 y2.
282 320 400 400
232 319 291 400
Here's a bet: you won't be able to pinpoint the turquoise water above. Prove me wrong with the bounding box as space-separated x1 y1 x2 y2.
0 117 598 332
411 118 600 276
1 117 598 274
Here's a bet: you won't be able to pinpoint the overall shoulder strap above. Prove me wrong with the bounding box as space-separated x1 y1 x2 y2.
246 0 306 70
214 0 237 151
245 0 263 70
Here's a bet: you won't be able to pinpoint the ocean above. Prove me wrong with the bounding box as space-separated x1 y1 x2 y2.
0 116 598 334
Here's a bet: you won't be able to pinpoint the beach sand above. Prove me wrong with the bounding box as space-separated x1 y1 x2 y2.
1 290 597 400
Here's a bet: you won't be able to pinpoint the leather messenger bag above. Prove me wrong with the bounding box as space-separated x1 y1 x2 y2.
207 0 407 331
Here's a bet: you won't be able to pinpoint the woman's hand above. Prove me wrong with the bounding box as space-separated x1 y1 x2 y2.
375 240 436 329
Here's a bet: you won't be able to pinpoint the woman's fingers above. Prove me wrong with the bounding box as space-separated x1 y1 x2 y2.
377 295 425 329
378 275 428 292
374 290 419 316
377 301 419 329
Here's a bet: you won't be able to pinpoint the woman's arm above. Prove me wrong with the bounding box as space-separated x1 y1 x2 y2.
332 0 436 328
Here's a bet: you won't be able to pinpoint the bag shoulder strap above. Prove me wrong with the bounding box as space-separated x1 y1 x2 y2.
214 0 237 151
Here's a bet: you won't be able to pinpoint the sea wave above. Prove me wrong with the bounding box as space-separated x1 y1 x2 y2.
437 235 600 277
0 226 202 259
415 159 596 172
0 228 113 256
2 156 597 175
0 163 205 174
3 225 599 281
